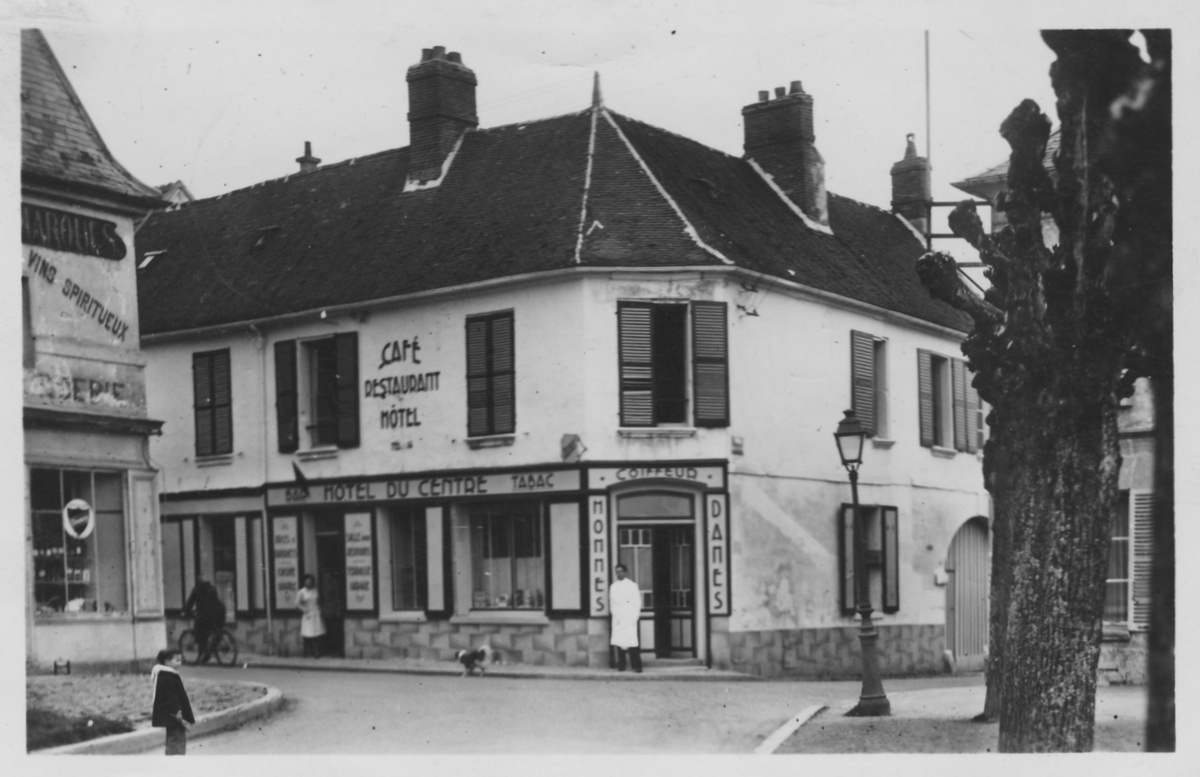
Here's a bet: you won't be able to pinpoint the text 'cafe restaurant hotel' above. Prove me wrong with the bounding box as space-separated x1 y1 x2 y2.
231 461 731 668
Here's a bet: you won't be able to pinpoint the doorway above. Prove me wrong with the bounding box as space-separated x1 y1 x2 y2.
946 517 989 672
616 492 696 659
314 514 345 658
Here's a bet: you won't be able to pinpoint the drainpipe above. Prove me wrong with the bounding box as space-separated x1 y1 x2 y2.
251 324 275 654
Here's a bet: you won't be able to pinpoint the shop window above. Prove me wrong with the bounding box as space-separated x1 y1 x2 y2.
390 508 428 610
465 311 515 437
30 468 127 615
918 350 979 451
850 330 888 437
193 348 233 456
838 504 899 615
617 301 728 427
161 515 263 616
275 333 359 451
467 503 543 609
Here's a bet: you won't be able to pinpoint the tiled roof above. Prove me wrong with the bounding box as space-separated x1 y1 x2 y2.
21 30 163 206
136 104 970 335
951 129 1061 197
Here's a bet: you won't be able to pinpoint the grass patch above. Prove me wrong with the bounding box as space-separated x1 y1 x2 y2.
27 707 134 752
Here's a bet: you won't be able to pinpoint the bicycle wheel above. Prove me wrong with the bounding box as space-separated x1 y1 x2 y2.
178 630 202 665
212 629 239 666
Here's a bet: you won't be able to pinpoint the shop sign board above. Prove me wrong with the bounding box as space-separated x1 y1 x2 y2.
706 494 730 615
272 516 299 609
344 512 374 611
269 468 580 507
588 465 725 490
588 495 609 616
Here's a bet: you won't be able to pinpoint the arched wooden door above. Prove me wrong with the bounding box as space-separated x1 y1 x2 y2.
945 517 989 672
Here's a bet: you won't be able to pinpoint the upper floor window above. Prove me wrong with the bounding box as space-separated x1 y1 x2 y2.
193 349 233 456
275 333 359 452
465 311 515 437
850 330 888 438
617 300 728 427
917 350 979 452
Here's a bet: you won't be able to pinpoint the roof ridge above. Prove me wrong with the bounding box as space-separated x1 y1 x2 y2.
197 146 404 202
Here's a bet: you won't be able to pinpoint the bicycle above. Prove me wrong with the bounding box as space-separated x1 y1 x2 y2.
178 626 239 666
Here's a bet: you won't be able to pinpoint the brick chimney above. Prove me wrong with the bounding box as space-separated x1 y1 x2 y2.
891 133 931 236
406 46 478 184
295 141 321 174
742 81 827 226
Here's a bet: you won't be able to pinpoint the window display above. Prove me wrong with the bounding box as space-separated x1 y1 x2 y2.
468 502 543 609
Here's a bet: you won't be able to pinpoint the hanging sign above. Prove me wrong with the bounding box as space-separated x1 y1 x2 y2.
62 499 95 539
272 516 300 609
706 494 730 615
344 512 375 611
588 496 609 616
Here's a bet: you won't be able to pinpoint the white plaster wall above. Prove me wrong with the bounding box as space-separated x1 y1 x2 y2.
32 618 167 665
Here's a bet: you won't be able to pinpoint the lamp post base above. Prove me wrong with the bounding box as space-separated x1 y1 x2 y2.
847 605 891 717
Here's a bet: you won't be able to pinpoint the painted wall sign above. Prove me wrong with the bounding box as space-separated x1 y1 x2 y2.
27 248 132 342
589 495 609 616
269 468 581 507
368 334 440 439
62 499 95 540
22 202 127 260
589 465 725 490
272 516 300 609
706 494 730 615
344 512 374 611
24 356 147 414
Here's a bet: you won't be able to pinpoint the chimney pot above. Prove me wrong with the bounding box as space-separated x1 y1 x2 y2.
432 45 446 58
758 90 769 102
447 51 462 63
775 86 786 98
421 47 433 61
789 81 803 94
295 140 321 173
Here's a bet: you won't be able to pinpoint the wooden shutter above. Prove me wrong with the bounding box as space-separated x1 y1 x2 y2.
881 506 899 612
193 352 214 456
851 331 877 436
274 340 299 453
466 318 490 436
692 301 729 427
212 350 233 454
917 350 934 447
839 504 856 614
951 358 969 451
618 303 654 426
1130 490 1155 629
490 314 515 434
964 368 980 454
334 332 360 448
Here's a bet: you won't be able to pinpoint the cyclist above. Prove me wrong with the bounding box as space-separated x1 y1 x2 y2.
182 579 226 663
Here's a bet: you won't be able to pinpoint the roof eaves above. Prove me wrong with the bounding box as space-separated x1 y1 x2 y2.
600 108 733 266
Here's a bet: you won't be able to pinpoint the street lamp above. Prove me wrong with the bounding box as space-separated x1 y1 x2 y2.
833 409 891 716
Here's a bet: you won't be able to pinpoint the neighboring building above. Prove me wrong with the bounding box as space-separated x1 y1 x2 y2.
22 29 168 670
136 47 990 678
953 133 1156 685
157 180 195 206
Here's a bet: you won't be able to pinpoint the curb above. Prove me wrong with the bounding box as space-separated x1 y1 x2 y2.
754 705 825 754
34 683 284 755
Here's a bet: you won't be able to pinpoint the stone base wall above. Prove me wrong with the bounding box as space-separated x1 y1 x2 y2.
711 621 946 679
1099 630 1148 685
167 615 612 668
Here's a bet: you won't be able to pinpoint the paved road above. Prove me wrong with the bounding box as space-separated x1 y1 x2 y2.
173 665 984 754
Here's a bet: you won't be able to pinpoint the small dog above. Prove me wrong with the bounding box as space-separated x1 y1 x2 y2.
455 644 498 677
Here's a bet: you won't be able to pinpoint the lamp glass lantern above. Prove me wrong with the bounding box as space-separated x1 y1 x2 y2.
834 409 867 470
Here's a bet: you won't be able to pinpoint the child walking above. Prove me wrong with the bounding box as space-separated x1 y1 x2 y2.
151 648 195 755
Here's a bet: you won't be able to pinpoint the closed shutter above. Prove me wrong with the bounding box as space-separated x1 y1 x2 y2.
851 331 877 436
466 318 490 436
1130 490 1155 629
193 353 214 456
917 350 934 447
692 301 729 427
274 340 299 453
839 504 856 614
334 332 360 448
952 358 969 451
490 314 515 434
881 506 899 612
212 350 233 454
964 369 980 453
618 303 654 426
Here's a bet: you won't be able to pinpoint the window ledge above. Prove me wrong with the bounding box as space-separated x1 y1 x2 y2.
618 428 697 439
34 611 131 623
379 611 428 624
450 611 550 627
870 438 896 450
465 434 515 450
298 446 339 462
930 445 957 459
1102 623 1132 642
195 453 234 468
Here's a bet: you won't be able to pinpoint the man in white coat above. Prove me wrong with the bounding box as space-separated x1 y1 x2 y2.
609 563 643 672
